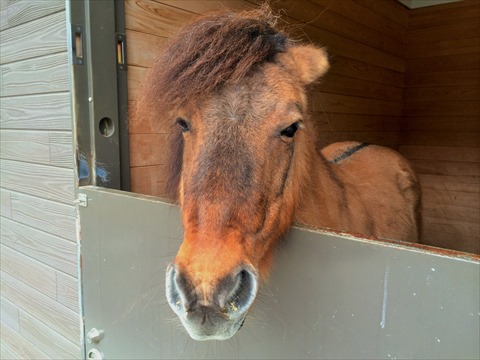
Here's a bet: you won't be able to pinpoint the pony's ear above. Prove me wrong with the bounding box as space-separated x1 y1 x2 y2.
277 45 329 84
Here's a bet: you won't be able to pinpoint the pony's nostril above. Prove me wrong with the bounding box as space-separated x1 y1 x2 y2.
222 267 258 316
166 264 196 313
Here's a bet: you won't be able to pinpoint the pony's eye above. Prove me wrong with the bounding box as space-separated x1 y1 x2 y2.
176 118 190 132
280 122 300 138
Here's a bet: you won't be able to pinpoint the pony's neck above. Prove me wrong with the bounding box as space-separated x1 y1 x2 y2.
294 147 345 229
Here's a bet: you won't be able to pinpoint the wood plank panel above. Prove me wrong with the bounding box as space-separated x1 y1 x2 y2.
411 159 480 177
1 188 12 219
320 73 403 102
423 203 479 224
408 20 480 44
130 165 167 197
399 145 480 163
0 0 64 30
405 100 479 117
56 272 79 313
404 85 480 103
317 131 401 148
0 321 49 360
0 245 57 300
418 174 479 193
252 0 406 57
310 0 407 43
126 29 166 68
402 116 480 132
0 271 80 345
406 37 479 59
408 0 480 29
421 219 479 254
406 69 480 87
0 159 75 204
295 21 406 73
0 93 72 131
312 113 402 132
421 188 480 209
10 191 76 242
125 0 195 36
354 0 409 27
407 53 480 74
1 296 19 332
0 52 69 97
0 217 77 277
160 0 255 14
402 131 480 147
311 93 403 116
19 310 81 359
129 133 168 167
328 55 404 87
0 11 66 64
0 130 73 168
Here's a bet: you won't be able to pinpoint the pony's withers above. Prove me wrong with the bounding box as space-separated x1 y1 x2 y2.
135 6 420 341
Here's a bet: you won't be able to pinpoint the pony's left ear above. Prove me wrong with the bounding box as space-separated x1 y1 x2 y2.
276 45 329 85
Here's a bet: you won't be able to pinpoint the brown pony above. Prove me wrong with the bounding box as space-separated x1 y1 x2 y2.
136 6 421 341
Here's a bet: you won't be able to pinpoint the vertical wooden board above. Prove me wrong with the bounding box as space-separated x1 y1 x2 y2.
0 0 64 30
1 295 19 332
0 93 72 131
19 310 82 359
10 191 76 241
0 52 69 96
56 272 80 313
0 321 49 360
0 159 75 204
0 245 57 300
0 271 80 345
0 11 67 64
0 217 78 277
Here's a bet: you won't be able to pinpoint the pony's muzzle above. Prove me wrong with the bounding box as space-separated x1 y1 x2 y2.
165 263 258 340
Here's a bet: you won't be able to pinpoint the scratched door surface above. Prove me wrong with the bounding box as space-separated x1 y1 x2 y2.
80 186 479 359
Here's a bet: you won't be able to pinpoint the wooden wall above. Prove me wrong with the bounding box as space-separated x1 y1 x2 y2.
0 1 82 358
126 0 479 254
399 0 480 254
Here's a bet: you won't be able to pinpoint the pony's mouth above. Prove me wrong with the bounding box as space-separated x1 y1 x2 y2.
179 312 248 341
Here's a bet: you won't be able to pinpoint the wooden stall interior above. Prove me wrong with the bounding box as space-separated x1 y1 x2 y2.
126 0 479 254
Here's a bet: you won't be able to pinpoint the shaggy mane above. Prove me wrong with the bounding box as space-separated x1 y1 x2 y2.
134 5 291 199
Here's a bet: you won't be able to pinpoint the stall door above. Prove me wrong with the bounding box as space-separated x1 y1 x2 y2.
79 186 479 359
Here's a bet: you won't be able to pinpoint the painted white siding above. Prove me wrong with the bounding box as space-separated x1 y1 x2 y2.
0 1 82 358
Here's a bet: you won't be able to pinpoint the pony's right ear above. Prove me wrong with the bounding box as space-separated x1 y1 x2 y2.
276 45 330 85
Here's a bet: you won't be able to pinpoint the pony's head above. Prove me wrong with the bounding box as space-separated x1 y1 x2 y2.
137 6 329 340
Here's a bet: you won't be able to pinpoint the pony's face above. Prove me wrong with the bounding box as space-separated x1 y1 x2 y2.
166 45 329 340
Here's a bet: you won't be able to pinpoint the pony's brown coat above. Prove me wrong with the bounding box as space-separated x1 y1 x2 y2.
136 5 421 340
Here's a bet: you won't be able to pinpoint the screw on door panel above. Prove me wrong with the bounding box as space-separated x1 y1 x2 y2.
86 328 104 343
87 348 103 360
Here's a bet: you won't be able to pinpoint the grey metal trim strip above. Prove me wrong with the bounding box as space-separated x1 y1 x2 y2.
68 0 130 190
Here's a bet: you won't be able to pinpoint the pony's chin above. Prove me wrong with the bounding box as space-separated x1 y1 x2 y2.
180 315 246 341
